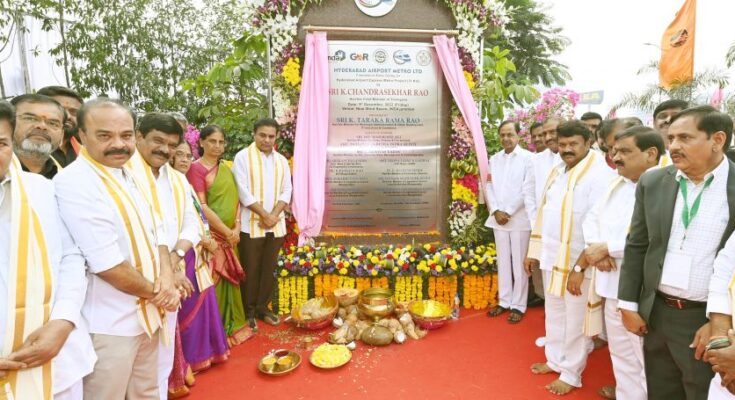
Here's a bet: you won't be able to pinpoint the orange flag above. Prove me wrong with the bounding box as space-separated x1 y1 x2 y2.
659 0 696 89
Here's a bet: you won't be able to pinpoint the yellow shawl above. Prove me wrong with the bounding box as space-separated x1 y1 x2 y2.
1 155 54 400
247 143 286 238
80 149 164 338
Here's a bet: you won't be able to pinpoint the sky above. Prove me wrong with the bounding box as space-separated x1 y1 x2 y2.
538 0 735 122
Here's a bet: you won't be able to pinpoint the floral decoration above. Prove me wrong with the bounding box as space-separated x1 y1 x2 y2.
510 87 581 150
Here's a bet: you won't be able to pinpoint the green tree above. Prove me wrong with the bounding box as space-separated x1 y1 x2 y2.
49 0 243 115
182 35 269 159
495 0 571 86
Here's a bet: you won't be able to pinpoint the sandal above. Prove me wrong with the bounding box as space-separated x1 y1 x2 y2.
507 309 524 324
487 306 508 317
598 385 616 399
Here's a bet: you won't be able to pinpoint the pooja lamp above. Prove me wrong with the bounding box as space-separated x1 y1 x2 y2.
357 287 395 346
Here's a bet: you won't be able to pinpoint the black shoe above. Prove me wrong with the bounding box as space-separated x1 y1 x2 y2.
248 317 258 330
257 310 281 326
527 296 545 308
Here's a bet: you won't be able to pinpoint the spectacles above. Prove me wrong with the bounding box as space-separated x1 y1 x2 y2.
18 113 63 130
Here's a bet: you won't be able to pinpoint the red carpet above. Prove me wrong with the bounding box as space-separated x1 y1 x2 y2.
188 307 613 399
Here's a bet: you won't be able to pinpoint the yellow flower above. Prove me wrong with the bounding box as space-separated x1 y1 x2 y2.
471 265 479 272
461 261 469 268
463 70 475 91
352 260 360 267
298 259 306 266
311 267 319 275
423 244 431 251
436 265 443 273
393 267 399 273
370 256 380 264
280 269 289 277
370 269 378 276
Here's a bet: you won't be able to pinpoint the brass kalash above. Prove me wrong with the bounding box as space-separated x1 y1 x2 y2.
357 287 395 346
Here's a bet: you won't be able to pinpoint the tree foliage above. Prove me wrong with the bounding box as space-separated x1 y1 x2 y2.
612 60 730 113
182 35 269 159
48 0 243 116
494 0 571 87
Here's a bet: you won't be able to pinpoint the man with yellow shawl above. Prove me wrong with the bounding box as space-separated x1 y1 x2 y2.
0 100 95 400
127 112 200 400
54 98 180 399
233 118 292 329
525 121 614 396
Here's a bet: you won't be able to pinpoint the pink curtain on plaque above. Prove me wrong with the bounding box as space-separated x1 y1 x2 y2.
292 32 330 245
433 35 489 197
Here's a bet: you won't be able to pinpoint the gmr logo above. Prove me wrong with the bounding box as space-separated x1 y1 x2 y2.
350 53 369 61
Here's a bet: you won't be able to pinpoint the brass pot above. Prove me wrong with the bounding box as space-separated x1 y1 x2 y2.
357 287 395 320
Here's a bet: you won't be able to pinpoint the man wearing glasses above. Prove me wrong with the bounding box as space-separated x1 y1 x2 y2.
10 94 66 179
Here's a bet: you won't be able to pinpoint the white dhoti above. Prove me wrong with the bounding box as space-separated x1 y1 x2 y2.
543 270 593 387
495 229 531 313
604 298 646 400
709 374 735 399
157 311 178 400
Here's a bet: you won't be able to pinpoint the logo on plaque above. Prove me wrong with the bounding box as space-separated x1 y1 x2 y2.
354 0 397 17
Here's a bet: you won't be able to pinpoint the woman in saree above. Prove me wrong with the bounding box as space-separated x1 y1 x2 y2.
186 125 253 343
167 141 231 398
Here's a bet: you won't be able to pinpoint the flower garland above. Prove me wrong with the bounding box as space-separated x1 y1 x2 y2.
394 275 424 303
277 275 309 315
184 124 201 159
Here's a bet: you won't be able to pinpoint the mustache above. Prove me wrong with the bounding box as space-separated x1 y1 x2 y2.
614 161 624 167
104 148 131 156
670 151 684 158
561 152 576 157
28 130 53 142
153 150 170 159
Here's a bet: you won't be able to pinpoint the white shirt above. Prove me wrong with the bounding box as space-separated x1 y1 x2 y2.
658 158 729 302
157 164 200 249
55 159 163 336
0 172 96 392
540 152 615 273
708 232 735 317
233 149 292 235
583 176 637 299
531 149 561 222
484 145 536 231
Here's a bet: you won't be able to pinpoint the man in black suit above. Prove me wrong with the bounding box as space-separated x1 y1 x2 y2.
618 105 735 400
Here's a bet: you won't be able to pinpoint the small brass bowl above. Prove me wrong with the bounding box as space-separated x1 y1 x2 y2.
334 288 359 307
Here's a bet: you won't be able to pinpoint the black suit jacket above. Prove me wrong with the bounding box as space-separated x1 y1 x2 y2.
618 160 735 322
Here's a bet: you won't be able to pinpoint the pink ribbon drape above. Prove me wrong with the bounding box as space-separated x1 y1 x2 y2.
292 32 330 245
433 35 489 199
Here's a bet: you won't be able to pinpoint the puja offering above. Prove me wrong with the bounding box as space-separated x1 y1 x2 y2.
333 288 359 307
258 349 302 375
357 287 395 321
408 300 452 330
310 343 352 369
291 295 339 330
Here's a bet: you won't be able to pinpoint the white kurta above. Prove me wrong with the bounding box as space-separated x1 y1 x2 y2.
54 159 163 337
484 145 535 313
232 149 292 236
531 148 561 222
484 144 536 232
583 176 646 400
154 164 201 400
0 172 96 396
539 152 615 388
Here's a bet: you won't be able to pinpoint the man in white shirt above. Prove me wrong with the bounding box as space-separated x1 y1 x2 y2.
530 122 546 153
572 126 664 400
233 118 292 329
485 121 535 323
619 106 735 399
10 94 66 179
526 121 615 395
54 98 180 399
0 101 95 400
528 117 562 302
130 112 200 400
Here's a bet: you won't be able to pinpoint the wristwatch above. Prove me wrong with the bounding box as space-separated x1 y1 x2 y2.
174 248 186 258
573 265 584 273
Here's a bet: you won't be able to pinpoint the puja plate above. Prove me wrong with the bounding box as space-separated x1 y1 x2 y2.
309 343 352 369
258 349 302 376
